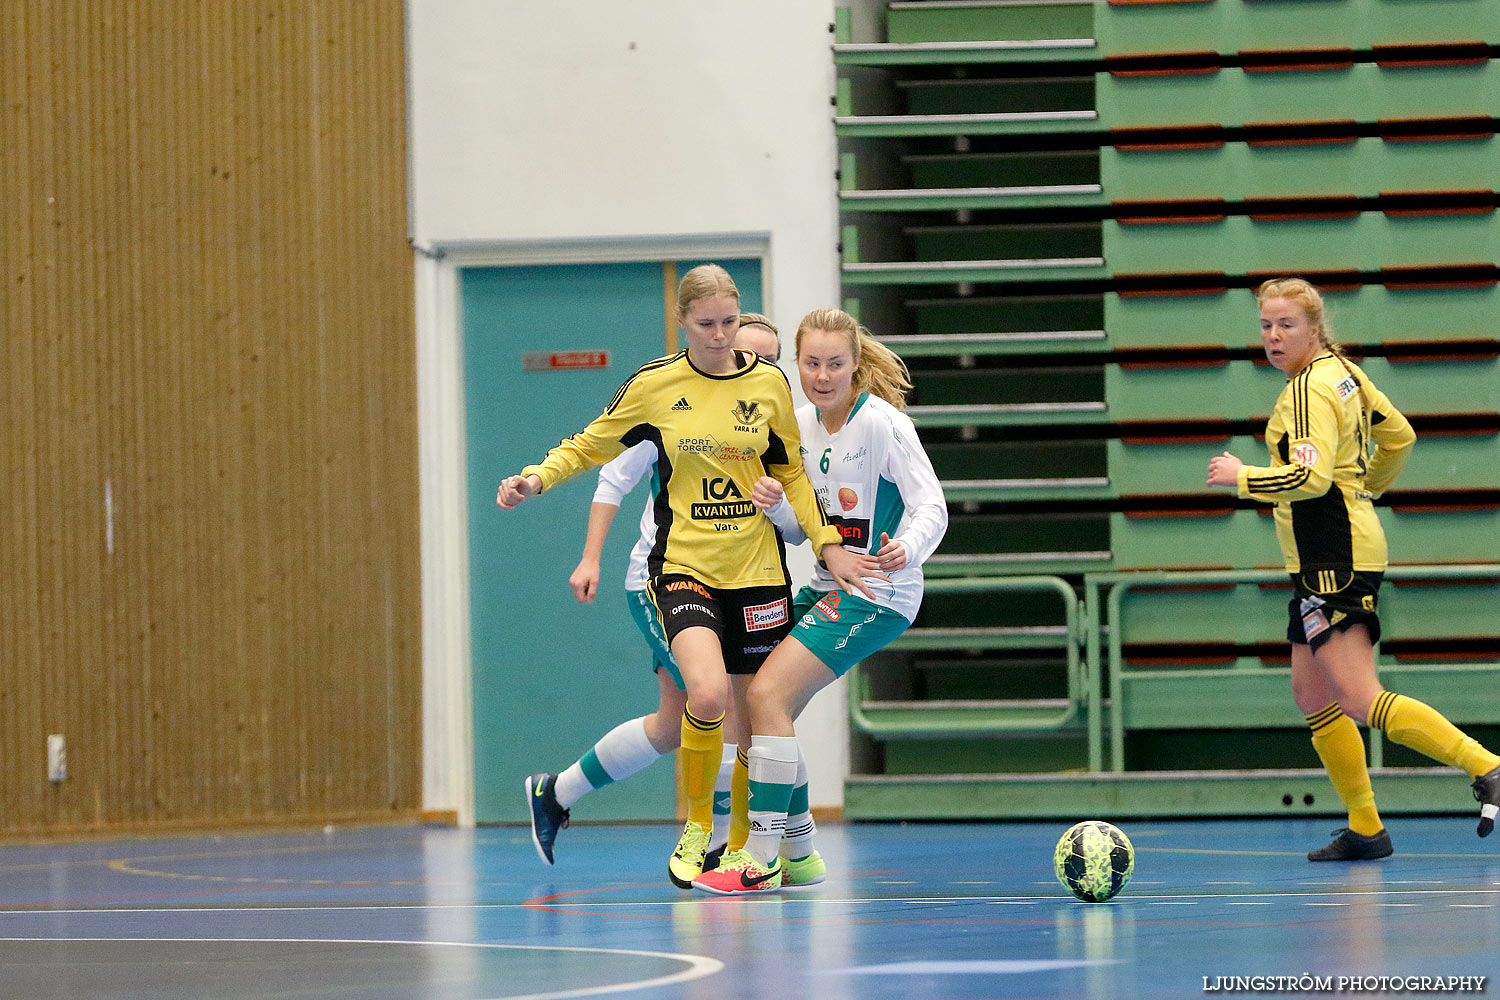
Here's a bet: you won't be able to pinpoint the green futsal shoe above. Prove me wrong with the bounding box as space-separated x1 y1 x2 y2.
668 821 711 889
780 850 827 886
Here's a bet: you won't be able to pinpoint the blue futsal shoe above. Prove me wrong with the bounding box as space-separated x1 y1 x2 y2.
524 773 570 865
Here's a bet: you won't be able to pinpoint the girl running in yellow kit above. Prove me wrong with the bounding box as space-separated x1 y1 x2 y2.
1206 277 1500 860
498 266 877 887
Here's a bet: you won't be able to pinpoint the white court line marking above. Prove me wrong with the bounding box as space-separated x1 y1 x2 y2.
3 888 1498 919
827 958 1122 976
0 937 721 1000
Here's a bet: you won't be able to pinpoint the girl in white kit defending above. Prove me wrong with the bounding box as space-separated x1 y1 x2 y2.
692 306 948 895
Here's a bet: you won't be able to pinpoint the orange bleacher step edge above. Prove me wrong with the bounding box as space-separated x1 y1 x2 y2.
1239 48 1356 73
1245 268 1362 292
1379 189 1497 218
1244 194 1361 222
1372 42 1491 70
1378 116 1497 143
1380 263 1499 291
1113 198 1229 225
1245 120 1360 147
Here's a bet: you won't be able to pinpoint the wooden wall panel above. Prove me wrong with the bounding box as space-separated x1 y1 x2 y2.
0 0 420 833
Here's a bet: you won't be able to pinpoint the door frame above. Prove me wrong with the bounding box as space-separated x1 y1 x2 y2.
415 234 771 827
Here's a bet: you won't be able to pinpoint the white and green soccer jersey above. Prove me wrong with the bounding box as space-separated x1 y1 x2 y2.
777 392 948 623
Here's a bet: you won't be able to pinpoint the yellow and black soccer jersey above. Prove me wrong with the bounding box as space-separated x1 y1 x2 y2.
1236 353 1415 574
522 350 841 590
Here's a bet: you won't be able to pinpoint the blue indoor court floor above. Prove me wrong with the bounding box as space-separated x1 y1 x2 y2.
1 817 1496 999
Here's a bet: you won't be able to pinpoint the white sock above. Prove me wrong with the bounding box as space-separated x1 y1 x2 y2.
709 744 736 850
782 745 818 860
744 735 799 867
554 717 660 810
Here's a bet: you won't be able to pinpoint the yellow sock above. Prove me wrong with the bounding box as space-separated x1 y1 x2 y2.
680 708 724 828
1372 691 1500 779
1307 703 1383 836
729 747 750 851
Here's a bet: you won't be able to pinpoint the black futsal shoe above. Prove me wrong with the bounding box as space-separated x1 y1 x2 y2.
1472 765 1500 837
1308 827 1393 862
524 773 570 865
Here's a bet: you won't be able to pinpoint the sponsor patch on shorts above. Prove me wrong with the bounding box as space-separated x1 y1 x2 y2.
813 592 842 622
743 599 789 632
1302 607 1331 640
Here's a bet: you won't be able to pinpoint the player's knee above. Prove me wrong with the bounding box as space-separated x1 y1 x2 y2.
744 676 789 732
684 683 728 722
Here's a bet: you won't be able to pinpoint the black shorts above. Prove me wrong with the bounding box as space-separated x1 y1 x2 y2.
1286 569 1383 652
651 574 792 674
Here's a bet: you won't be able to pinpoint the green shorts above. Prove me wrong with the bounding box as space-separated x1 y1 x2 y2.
790 586 911 679
626 588 683 691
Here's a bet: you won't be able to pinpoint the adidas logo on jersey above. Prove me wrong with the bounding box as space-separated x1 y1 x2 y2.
671 397 692 411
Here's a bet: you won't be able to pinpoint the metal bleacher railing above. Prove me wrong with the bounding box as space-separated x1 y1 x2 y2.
847 563 1500 802
847 573 1091 750
1087 563 1500 774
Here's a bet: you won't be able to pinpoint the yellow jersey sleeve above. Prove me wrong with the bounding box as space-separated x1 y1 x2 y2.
520 363 656 491
1238 375 1338 503
1363 383 1415 497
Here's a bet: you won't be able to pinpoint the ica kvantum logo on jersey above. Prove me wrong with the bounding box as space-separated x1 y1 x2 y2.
691 477 756 522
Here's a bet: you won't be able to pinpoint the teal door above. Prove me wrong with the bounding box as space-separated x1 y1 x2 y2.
464 258 762 823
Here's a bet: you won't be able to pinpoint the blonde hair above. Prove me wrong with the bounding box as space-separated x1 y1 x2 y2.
1256 277 1370 453
737 312 781 361
795 307 912 410
675 264 739 319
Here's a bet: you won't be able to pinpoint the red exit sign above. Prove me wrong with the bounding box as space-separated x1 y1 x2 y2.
522 351 610 371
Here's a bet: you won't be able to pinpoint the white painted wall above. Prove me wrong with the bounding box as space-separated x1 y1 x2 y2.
407 1 861 822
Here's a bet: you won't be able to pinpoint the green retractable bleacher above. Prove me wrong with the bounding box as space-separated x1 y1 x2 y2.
836 0 1500 821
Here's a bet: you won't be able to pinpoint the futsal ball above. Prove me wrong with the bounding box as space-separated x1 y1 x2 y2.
1053 820 1134 903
